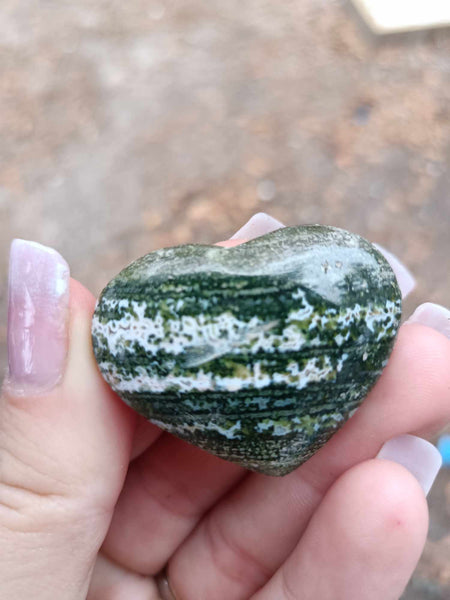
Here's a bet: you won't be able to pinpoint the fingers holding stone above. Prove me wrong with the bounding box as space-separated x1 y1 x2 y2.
297 322 450 495
164 322 449 600
251 459 428 600
102 434 246 575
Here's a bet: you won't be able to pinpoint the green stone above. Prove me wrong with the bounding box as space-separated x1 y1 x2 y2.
91 225 402 475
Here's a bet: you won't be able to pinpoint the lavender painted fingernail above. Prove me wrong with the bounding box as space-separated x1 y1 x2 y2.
373 243 416 299
377 434 442 496
7 239 70 393
406 302 450 340
230 212 285 240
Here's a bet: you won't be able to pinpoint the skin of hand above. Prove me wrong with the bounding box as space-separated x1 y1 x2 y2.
1 215 449 600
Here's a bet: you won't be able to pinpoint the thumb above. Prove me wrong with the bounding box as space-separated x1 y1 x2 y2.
0 240 136 600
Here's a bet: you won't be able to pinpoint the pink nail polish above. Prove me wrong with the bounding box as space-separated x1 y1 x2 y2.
406 302 450 340
377 435 442 497
7 239 70 392
230 213 285 240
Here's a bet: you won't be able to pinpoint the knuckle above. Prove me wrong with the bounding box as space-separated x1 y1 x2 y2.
0 437 107 537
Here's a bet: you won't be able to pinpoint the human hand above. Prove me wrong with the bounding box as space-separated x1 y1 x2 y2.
1 214 449 600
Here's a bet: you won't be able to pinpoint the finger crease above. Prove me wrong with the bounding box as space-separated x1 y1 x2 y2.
135 460 201 521
205 514 273 588
281 567 299 600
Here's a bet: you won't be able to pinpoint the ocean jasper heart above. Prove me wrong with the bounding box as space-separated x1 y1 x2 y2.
92 225 402 476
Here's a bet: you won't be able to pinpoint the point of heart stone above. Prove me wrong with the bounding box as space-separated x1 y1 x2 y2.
91 225 402 475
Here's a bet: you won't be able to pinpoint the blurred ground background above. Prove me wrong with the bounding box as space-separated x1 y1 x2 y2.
1 0 449 596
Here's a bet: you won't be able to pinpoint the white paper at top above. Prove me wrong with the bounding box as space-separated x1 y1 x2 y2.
351 0 450 33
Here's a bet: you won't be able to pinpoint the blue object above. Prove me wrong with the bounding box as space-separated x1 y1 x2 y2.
437 434 450 467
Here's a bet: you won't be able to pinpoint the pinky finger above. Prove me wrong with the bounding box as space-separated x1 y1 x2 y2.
252 459 429 600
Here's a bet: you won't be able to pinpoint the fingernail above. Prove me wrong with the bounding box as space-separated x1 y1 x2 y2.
405 302 450 340
230 212 285 240
372 243 416 299
7 239 70 393
377 434 442 496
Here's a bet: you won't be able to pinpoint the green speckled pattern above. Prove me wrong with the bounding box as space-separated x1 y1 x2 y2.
92 225 402 475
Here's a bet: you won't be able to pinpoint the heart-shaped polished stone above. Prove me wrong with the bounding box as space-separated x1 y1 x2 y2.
92 225 401 475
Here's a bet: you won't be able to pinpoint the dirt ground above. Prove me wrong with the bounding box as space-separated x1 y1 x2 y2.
1 0 449 596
